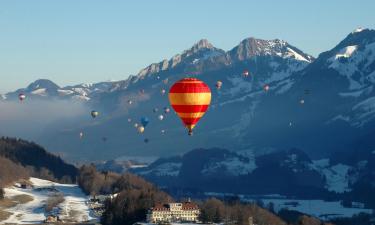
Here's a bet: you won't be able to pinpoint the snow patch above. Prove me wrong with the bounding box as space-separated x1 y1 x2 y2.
31 88 47 96
352 27 366 33
1 177 96 224
286 47 310 62
201 156 256 176
310 160 352 193
138 163 182 176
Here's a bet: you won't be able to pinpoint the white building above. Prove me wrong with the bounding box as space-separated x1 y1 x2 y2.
147 202 200 223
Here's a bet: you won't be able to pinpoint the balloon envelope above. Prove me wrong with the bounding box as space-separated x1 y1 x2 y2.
137 126 145 133
168 77 211 135
19 93 26 101
91 111 99 118
141 117 149 127
216 81 223 89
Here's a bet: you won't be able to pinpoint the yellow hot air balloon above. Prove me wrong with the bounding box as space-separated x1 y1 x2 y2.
169 78 211 135
137 126 145 133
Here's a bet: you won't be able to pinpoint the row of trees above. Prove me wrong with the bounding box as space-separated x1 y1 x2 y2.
199 198 337 225
199 198 286 225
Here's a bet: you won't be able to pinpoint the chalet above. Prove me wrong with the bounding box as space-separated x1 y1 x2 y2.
147 201 200 223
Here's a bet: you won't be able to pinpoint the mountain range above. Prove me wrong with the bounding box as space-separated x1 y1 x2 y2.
1 28 375 162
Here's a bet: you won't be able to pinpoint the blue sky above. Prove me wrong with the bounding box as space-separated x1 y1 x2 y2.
0 0 374 93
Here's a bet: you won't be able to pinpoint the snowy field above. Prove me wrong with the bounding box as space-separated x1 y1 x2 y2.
1 177 96 224
205 192 373 220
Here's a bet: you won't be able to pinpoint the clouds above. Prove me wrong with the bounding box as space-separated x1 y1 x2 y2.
0 99 88 139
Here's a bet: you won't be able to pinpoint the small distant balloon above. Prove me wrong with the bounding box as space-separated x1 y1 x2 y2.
138 126 145 134
157 76 160 80
163 78 169 85
141 117 150 127
134 123 139 128
79 132 84 139
158 114 164 121
161 129 166 135
264 85 270 92
289 122 293 127
91 110 99 118
215 81 223 90
161 89 166 95
128 118 132 123
164 107 170 114
243 70 249 77
18 93 26 102
128 100 133 105
300 99 305 104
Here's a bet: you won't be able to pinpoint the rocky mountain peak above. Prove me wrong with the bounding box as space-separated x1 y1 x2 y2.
188 39 214 52
26 79 60 91
229 37 313 63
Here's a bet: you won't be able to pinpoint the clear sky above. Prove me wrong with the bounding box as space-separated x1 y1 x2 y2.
0 0 374 93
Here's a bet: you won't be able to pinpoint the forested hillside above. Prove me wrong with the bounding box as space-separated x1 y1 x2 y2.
0 137 78 182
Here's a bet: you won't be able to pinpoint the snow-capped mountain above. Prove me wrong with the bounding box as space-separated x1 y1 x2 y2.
131 146 375 207
3 79 119 101
2 29 375 162
137 39 228 77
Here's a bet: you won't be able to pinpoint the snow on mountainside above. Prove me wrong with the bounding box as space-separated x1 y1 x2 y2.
133 148 370 195
137 39 227 77
4 79 118 101
138 162 182 177
325 28 375 90
5 29 375 161
309 159 352 193
229 38 313 63
1 177 95 224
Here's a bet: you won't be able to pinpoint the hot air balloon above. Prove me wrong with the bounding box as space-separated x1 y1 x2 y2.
79 132 84 139
91 111 99 118
134 123 139 128
141 117 149 127
164 107 170 114
243 70 249 77
137 126 145 133
128 100 133 105
264 85 270 92
158 115 164 121
157 76 160 80
215 81 223 90
128 118 132 123
300 99 305 105
169 77 211 135
161 89 166 95
161 129 166 135
163 78 169 85
18 93 26 102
